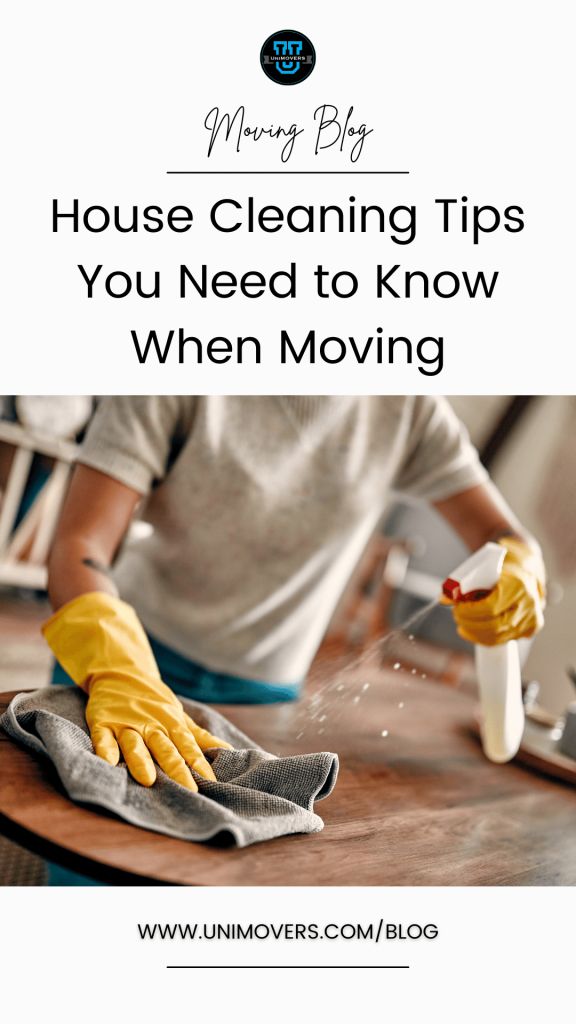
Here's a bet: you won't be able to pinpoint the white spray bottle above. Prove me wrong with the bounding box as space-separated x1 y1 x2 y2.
442 542 524 763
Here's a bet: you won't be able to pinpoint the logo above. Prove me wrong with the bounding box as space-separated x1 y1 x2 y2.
260 30 316 85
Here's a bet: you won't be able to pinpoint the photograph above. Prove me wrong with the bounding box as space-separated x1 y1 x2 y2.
1 394 574 886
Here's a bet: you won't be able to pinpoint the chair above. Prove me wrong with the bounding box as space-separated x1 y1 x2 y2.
0 421 79 590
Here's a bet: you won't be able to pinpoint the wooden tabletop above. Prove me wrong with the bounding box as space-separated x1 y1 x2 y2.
1 669 575 885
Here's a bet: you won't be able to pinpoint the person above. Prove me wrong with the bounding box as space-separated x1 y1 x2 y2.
43 396 546 791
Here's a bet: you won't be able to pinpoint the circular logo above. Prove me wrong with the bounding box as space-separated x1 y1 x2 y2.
260 29 316 85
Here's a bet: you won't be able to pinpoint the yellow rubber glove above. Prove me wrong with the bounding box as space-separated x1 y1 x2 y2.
446 536 546 646
42 592 232 790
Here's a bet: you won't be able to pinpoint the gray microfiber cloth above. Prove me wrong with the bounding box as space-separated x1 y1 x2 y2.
0 687 339 848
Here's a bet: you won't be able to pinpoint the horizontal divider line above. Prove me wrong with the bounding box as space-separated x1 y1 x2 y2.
166 964 410 969
165 170 410 175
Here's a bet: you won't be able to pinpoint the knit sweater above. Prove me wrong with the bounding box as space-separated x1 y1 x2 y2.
78 396 487 685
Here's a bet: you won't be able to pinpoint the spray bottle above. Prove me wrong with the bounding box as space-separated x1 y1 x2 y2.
443 542 524 763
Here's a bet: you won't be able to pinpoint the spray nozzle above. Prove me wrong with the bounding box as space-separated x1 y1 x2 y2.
442 542 506 603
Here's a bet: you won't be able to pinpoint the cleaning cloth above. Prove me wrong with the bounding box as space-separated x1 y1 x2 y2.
0 687 339 848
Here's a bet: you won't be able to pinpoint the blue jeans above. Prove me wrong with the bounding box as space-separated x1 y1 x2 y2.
47 633 301 884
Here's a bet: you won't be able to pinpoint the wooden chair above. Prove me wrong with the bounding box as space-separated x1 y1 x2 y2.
0 421 78 590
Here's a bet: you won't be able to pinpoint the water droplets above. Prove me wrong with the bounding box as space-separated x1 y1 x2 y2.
292 599 437 743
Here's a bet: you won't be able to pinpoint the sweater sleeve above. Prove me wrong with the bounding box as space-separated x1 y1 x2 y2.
78 396 196 494
392 396 489 502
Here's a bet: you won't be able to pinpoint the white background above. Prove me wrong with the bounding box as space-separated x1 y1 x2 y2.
1 2 575 1018
2 886 574 1022
1 0 574 393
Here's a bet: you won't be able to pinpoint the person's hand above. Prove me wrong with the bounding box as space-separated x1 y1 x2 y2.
83 673 230 789
42 592 231 789
445 536 546 646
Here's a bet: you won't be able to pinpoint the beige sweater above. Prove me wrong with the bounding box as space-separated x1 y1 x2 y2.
79 396 487 685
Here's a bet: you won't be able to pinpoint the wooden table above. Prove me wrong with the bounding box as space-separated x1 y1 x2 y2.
1 670 575 885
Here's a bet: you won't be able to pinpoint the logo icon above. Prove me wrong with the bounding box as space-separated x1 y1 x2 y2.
260 30 316 85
